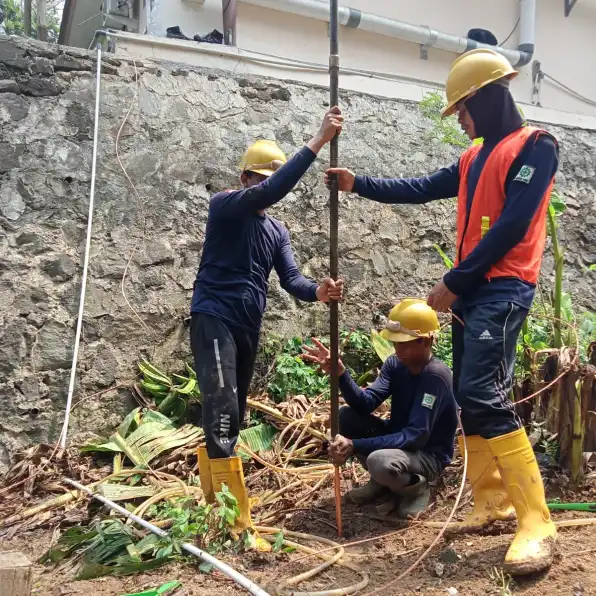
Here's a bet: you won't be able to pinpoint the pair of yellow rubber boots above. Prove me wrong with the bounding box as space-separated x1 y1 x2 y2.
449 428 557 576
197 447 271 552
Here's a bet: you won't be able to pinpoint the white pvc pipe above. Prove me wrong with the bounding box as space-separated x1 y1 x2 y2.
519 0 536 52
62 478 271 596
59 46 102 449
239 0 534 66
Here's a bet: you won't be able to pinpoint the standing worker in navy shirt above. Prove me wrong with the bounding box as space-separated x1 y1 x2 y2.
192 107 344 548
325 49 559 576
303 299 457 518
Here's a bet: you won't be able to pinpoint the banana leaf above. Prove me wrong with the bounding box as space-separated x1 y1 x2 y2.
239 423 277 452
112 555 171 577
81 409 202 466
139 360 172 386
76 555 171 581
118 408 142 438
371 329 394 363
40 526 99 564
97 484 160 501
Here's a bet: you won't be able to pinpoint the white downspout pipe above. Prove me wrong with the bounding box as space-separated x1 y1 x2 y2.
239 0 535 67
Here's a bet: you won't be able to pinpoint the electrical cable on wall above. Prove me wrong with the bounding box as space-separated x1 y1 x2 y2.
499 17 520 46
543 72 596 108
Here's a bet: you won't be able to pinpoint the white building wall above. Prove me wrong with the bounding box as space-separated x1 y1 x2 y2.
115 0 596 122
147 0 223 39
235 0 596 118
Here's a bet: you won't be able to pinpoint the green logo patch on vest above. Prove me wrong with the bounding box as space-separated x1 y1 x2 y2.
514 165 536 184
421 393 437 410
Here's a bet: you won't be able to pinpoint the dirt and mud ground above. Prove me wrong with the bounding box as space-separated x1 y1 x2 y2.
3 468 595 596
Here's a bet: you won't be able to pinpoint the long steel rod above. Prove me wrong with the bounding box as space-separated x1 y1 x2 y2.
328 0 343 538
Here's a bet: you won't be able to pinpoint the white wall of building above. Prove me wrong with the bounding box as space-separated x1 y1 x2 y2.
147 0 223 39
235 0 596 118
113 0 596 124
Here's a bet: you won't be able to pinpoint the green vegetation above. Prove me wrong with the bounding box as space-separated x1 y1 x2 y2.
419 91 469 148
262 330 386 401
0 0 62 41
41 486 246 579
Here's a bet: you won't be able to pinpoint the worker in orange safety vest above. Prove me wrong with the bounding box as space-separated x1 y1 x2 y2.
326 49 559 576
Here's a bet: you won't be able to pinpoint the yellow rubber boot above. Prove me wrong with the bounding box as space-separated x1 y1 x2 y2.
210 456 271 552
448 435 515 534
197 447 214 504
488 428 557 576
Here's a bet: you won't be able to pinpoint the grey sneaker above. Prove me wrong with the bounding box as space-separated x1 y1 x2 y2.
345 479 384 505
395 475 430 518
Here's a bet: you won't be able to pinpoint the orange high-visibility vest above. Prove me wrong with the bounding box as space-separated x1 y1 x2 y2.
456 127 556 285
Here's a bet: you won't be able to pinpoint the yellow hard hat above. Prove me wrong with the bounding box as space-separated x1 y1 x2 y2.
442 48 518 118
380 299 440 343
239 140 287 177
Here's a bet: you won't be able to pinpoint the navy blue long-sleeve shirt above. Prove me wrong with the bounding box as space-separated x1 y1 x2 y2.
353 134 559 309
191 147 319 332
339 356 457 466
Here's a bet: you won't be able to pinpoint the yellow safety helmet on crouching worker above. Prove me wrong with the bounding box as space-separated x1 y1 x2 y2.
442 48 518 118
381 299 440 344
239 140 287 177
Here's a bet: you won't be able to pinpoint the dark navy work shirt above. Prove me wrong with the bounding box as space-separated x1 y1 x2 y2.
339 356 457 466
191 147 319 332
353 134 559 310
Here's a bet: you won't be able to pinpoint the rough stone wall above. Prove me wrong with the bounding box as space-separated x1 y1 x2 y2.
0 36 595 472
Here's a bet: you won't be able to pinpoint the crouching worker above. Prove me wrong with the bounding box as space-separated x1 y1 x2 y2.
303 299 458 517
191 107 344 550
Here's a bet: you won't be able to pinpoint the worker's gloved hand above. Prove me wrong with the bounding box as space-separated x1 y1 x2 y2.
325 167 355 192
301 337 346 376
427 278 457 313
316 277 344 302
329 434 354 466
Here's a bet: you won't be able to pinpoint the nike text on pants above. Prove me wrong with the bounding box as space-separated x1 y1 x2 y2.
452 301 527 438
190 313 259 458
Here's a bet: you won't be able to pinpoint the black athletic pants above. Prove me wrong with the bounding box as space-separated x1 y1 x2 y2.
190 313 259 459
452 301 527 438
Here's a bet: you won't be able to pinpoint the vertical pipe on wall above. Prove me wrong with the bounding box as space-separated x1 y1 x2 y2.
223 0 237 45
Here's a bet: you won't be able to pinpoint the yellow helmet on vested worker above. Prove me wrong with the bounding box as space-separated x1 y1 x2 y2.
381 299 440 343
239 140 287 177
442 48 518 118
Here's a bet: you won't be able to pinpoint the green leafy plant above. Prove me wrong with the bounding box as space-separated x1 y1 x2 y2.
42 487 243 580
267 346 329 401
434 327 453 370
433 243 454 269
0 0 62 41
419 91 469 148
138 360 201 421
150 485 240 557
341 329 383 380
40 519 171 580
